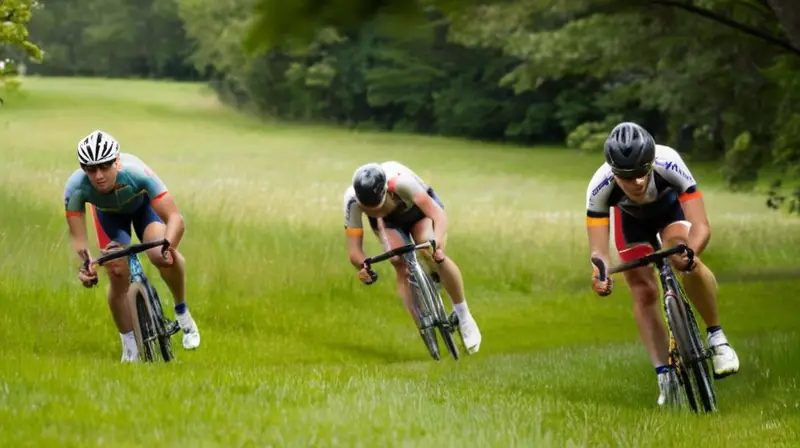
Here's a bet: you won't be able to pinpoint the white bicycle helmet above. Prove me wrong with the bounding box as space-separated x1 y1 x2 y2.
77 130 120 166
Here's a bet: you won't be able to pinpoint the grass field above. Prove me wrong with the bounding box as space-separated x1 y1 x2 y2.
1 76 799 447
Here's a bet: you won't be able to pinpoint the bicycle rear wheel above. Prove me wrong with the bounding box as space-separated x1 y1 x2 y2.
665 292 717 413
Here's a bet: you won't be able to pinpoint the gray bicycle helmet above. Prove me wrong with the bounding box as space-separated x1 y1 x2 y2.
352 163 387 207
603 122 655 178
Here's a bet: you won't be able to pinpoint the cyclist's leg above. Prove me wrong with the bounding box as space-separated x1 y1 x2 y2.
134 200 200 350
614 207 682 405
369 216 416 324
613 208 671 369
409 189 482 353
91 205 137 361
659 207 739 377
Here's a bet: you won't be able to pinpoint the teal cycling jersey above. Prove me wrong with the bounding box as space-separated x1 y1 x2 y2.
63 153 168 216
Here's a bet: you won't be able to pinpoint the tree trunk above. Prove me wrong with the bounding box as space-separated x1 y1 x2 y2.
767 0 800 51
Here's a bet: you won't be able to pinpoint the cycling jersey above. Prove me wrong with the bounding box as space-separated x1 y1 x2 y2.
63 153 168 216
343 161 442 236
64 153 169 250
585 144 701 225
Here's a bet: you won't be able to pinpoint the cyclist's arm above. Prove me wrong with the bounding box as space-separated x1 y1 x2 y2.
587 214 611 268
585 166 614 268
415 193 446 246
656 145 710 255
394 176 447 247
343 191 367 269
346 230 367 269
63 181 90 259
679 187 710 255
150 192 185 249
136 167 185 248
66 213 90 258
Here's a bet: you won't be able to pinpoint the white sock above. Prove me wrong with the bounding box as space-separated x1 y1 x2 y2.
453 301 470 321
120 331 138 356
707 329 728 347
176 310 194 330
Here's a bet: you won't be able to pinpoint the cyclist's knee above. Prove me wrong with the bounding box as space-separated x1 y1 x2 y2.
626 269 659 306
390 256 410 279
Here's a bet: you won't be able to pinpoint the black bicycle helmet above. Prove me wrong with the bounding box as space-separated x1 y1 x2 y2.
603 122 656 178
352 163 387 207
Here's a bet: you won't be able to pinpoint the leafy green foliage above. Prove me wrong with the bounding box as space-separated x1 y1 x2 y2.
0 0 43 102
15 0 800 210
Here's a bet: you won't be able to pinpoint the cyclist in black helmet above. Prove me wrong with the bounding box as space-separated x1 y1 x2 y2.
584 122 740 407
343 161 483 354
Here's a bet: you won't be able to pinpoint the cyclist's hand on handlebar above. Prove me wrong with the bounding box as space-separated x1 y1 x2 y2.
161 240 175 265
78 268 98 288
358 262 378 285
669 244 696 272
591 264 613 296
77 249 98 288
429 239 445 264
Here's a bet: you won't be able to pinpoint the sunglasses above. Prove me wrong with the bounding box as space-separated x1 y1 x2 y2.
612 163 653 180
81 161 115 173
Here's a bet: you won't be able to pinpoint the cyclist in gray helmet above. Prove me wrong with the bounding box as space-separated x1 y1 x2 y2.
343 161 483 355
585 122 739 408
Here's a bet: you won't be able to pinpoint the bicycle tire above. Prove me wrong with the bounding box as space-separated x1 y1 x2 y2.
420 271 459 360
665 292 717 413
146 283 175 362
408 263 440 361
673 275 718 412
127 282 157 362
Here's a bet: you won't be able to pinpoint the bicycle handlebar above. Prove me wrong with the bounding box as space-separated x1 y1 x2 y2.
363 240 435 267
359 240 437 285
81 239 169 269
591 244 691 282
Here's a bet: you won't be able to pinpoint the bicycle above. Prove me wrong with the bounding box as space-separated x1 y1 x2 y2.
591 240 718 413
80 239 181 363
362 239 461 361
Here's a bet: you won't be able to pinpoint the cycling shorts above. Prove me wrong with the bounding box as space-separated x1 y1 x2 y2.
368 187 444 236
91 199 163 250
613 197 686 263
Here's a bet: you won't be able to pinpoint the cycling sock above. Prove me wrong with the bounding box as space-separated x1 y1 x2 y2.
453 301 470 320
707 327 728 347
655 365 670 375
175 302 187 316
120 330 137 349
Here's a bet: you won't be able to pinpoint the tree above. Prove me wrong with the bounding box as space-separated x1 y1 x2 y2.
0 0 43 102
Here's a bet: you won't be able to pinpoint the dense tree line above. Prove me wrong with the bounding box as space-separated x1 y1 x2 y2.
5 0 800 210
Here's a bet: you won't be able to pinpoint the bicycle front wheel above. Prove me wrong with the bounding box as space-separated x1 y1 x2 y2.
127 282 158 362
665 292 717 413
408 265 440 361
146 283 175 362
420 271 459 360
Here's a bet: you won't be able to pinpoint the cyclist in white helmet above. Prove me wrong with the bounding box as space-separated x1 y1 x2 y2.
343 161 483 354
63 130 201 362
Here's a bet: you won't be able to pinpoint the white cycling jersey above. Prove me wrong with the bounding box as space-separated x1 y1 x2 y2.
585 144 701 221
343 161 430 235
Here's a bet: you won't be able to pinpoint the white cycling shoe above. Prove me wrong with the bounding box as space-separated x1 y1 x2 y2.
458 314 482 354
177 313 201 350
709 343 740 379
